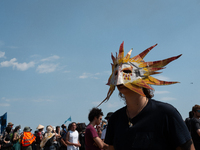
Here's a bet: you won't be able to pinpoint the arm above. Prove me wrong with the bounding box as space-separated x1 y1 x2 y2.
65 132 81 147
197 129 200 136
107 145 115 150
13 132 19 141
176 139 195 150
93 136 108 149
60 138 67 147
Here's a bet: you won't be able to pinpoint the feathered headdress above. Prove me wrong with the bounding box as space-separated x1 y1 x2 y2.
97 42 181 107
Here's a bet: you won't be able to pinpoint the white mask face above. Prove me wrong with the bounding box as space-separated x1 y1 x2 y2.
110 62 145 86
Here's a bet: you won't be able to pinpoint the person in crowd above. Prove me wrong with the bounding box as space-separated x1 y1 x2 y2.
12 125 21 150
85 108 108 150
54 126 61 150
100 120 106 131
60 125 67 138
65 122 81 150
35 124 44 150
101 112 113 142
185 111 194 132
60 125 68 150
21 127 36 150
2 126 13 150
98 42 194 150
40 126 56 150
1 123 14 139
76 123 86 150
190 105 200 150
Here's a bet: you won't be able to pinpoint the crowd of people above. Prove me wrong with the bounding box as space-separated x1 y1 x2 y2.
0 104 200 150
0 110 113 150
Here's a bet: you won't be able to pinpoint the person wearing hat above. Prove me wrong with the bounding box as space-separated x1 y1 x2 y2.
1 122 14 139
21 127 36 150
101 42 194 149
35 124 44 150
101 112 113 142
7 122 14 129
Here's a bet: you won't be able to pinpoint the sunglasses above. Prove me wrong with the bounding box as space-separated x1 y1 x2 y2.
197 110 200 113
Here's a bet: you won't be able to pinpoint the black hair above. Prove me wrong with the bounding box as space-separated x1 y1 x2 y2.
88 107 103 122
119 88 154 101
13 125 21 133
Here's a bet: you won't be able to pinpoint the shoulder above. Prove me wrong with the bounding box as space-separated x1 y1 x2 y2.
191 118 200 123
109 106 126 120
149 99 180 116
85 124 95 133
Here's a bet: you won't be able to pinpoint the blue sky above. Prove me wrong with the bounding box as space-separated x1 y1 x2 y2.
0 0 200 131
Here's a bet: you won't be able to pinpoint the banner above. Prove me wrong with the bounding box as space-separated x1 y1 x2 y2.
64 116 72 124
0 112 7 133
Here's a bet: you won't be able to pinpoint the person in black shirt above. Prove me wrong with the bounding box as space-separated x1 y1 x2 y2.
190 105 200 150
98 42 195 150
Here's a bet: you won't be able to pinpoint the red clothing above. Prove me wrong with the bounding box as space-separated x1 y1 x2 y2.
85 124 100 150
36 131 43 144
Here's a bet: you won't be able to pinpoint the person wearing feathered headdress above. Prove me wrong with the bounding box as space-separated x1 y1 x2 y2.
99 42 194 150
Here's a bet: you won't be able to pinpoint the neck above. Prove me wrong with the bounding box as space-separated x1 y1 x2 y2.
125 92 148 119
90 120 96 127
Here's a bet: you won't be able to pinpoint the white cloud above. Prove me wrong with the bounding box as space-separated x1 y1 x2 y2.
14 61 35 71
79 73 90 79
79 72 100 79
92 101 121 108
36 63 59 73
0 103 10 107
154 91 170 94
0 58 35 71
154 75 170 81
160 97 176 101
106 102 121 108
41 55 60 62
0 58 16 67
32 99 54 102
0 51 5 58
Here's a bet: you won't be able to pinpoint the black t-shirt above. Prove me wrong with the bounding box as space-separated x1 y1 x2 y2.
190 118 200 149
105 99 191 150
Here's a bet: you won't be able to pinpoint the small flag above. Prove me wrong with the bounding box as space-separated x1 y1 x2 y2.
64 116 72 124
0 112 7 133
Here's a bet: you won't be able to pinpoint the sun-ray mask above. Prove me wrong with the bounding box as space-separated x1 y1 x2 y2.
97 42 181 107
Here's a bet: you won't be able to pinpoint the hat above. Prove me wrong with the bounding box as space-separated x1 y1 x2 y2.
105 112 113 120
97 42 181 107
24 126 31 132
36 124 44 130
8 122 14 126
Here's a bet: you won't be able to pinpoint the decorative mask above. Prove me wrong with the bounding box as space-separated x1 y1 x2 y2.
97 42 181 107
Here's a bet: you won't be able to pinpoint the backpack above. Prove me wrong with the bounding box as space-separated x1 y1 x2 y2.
45 135 55 147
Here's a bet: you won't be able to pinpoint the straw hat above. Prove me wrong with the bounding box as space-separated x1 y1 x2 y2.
36 124 44 130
